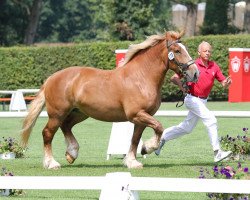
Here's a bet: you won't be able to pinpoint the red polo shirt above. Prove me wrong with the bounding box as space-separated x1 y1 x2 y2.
188 58 226 98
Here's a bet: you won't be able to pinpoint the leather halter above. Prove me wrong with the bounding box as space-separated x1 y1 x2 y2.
167 40 194 108
167 40 195 73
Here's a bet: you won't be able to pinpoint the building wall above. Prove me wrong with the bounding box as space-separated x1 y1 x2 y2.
172 1 246 36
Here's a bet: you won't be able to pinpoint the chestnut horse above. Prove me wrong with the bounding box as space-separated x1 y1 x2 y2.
21 31 199 169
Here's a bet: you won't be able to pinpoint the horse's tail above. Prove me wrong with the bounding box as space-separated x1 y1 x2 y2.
21 85 46 147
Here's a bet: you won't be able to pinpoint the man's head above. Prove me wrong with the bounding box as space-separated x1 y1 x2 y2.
198 41 212 62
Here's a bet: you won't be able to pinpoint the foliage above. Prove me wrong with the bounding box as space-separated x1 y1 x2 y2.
102 0 172 41
1 0 173 45
220 128 250 160
199 163 250 199
0 167 24 196
0 0 32 46
1 0 249 46
37 0 95 43
0 137 26 158
1 34 250 101
200 0 230 35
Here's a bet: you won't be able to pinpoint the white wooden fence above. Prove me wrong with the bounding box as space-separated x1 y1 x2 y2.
1 175 250 192
0 110 250 118
0 173 250 199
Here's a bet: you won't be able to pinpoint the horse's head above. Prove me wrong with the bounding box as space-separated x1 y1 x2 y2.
165 31 199 83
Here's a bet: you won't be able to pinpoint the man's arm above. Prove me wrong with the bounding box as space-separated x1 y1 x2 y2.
221 76 232 89
170 74 187 93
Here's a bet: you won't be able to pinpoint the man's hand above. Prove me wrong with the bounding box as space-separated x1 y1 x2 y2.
222 76 232 88
181 85 189 94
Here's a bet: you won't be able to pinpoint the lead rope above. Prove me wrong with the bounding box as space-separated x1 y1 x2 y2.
175 78 189 108
175 89 185 108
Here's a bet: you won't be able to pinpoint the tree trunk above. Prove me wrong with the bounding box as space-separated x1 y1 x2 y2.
244 0 250 33
24 0 43 45
185 3 198 37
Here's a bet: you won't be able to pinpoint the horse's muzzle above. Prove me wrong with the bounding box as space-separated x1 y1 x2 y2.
193 70 199 82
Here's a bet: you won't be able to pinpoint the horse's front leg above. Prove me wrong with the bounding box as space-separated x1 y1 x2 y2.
132 111 164 155
124 125 145 169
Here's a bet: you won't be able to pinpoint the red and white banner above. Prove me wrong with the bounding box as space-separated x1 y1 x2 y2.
229 48 250 102
115 49 127 67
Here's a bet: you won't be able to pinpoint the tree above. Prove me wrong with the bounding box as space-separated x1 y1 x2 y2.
102 0 171 41
0 0 31 46
244 0 250 33
200 0 229 35
172 0 203 37
184 2 198 37
24 0 43 45
36 0 95 42
1 0 173 44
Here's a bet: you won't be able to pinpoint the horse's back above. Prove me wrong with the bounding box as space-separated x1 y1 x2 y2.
43 64 160 121
44 66 126 120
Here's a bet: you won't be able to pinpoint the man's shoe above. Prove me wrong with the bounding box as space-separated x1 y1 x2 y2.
214 150 232 162
155 139 165 156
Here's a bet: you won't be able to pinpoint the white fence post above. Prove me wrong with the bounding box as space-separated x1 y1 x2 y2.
106 122 144 160
99 172 139 200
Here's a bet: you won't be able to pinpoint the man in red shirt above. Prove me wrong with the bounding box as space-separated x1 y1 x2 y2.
155 41 232 162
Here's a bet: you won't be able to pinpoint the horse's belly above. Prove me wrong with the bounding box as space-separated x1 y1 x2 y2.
78 105 128 122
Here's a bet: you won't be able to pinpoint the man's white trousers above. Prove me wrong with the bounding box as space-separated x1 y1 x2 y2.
162 94 220 151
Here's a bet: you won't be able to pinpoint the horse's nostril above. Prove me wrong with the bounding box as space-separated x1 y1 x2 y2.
196 72 199 81
194 72 198 82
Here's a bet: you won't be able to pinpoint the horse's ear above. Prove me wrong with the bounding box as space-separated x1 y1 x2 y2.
179 30 185 38
165 31 172 40
165 30 185 40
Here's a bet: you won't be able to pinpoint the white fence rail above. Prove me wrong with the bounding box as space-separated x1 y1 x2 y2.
0 175 250 193
0 110 250 118
155 110 250 118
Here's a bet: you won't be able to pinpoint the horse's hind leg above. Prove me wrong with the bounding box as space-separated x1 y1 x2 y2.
43 117 61 169
60 109 88 164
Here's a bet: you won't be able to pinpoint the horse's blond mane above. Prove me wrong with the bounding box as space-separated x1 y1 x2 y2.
119 33 165 67
119 31 183 67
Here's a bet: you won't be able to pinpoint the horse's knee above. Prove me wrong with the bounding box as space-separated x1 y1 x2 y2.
154 122 164 135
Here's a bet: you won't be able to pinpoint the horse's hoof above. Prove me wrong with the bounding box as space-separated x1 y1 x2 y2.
43 159 61 170
48 165 61 170
124 157 143 169
141 144 147 155
128 160 143 169
65 152 75 164
133 163 143 169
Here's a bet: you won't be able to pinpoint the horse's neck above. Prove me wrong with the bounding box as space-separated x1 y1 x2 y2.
128 42 167 86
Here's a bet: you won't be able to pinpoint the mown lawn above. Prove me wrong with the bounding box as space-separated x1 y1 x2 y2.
1 102 250 199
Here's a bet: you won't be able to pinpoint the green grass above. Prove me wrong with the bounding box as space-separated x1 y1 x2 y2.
0 102 250 199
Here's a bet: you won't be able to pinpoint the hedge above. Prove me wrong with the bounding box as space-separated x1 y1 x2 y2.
0 34 250 101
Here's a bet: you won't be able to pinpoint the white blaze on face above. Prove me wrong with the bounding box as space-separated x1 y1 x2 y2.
178 43 192 60
177 42 199 82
